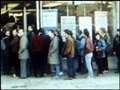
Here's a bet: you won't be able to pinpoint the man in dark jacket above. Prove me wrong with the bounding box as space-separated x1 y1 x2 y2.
27 25 35 76
76 30 87 74
113 29 120 73
94 33 107 75
30 28 50 77
2 30 11 75
10 29 20 77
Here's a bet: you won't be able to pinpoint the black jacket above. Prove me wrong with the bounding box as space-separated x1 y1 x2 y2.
113 35 120 56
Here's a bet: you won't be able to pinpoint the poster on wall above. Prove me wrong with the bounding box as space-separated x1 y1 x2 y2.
61 16 76 38
41 9 58 34
94 11 108 32
74 1 95 5
79 16 92 39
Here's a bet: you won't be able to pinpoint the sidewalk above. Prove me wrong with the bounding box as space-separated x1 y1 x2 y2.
1 71 119 89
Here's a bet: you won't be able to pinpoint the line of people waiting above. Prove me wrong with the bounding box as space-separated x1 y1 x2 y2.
1 25 120 80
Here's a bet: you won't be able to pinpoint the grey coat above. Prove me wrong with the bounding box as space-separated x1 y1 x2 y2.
48 36 59 64
18 33 29 60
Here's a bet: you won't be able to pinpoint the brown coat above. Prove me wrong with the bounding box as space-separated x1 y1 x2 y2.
64 36 75 58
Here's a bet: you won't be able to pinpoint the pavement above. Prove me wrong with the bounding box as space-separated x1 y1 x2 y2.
1 71 119 89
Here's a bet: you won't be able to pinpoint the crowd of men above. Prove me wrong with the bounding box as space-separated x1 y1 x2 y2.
1 17 120 80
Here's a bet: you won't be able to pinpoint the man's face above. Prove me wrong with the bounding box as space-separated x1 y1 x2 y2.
96 34 100 40
18 29 24 37
62 32 69 42
64 32 68 39
48 31 54 39
28 26 33 31
12 30 17 36
5 31 10 36
99 30 104 37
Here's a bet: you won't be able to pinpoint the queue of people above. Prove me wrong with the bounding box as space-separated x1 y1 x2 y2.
1 25 120 80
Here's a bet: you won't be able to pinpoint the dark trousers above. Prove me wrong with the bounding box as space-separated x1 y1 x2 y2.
96 58 104 74
1 51 11 75
77 55 87 74
10 52 20 76
4 55 10 74
32 52 40 76
67 57 76 78
29 53 35 76
102 52 109 70
43 53 51 74
1 50 4 74
32 52 49 76
26 59 31 76
59 55 63 72
39 53 46 76
117 56 120 72
102 57 109 71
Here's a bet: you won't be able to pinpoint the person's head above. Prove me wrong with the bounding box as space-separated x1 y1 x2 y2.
54 29 59 36
100 28 106 33
34 30 39 35
39 28 44 34
48 30 55 39
5 30 10 36
12 29 17 36
116 29 120 36
78 29 82 35
99 28 106 37
84 28 89 37
64 29 72 38
8 16 15 23
95 33 101 40
18 29 24 37
28 25 33 32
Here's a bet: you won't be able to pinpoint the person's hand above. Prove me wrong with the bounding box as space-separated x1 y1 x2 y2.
113 52 116 55
63 57 67 60
96 48 101 51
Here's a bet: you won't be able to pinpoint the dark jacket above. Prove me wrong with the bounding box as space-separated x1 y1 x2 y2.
113 35 120 56
30 33 46 53
76 34 86 55
2 36 11 56
10 36 19 53
94 39 107 59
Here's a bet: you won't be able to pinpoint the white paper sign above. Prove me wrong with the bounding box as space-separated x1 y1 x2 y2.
94 11 108 32
79 16 92 39
74 1 95 5
41 9 58 28
57 1 73 5
61 16 76 38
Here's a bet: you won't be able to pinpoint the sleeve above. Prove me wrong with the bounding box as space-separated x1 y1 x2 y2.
100 40 107 51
